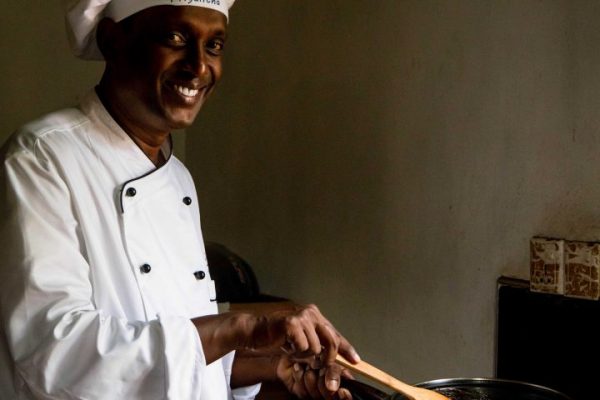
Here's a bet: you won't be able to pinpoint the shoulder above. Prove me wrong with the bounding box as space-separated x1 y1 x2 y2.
2 107 90 161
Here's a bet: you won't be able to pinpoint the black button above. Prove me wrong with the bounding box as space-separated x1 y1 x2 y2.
194 270 206 280
140 264 152 274
126 187 137 197
183 196 192 205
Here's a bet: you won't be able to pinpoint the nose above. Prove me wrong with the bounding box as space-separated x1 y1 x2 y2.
186 40 210 80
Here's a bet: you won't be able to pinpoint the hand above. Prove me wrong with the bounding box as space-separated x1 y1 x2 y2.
275 354 353 399
244 304 360 368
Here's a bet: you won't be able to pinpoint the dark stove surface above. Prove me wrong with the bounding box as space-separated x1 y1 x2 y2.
497 277 598 400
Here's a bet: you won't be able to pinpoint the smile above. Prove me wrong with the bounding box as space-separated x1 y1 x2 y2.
173 84 200 98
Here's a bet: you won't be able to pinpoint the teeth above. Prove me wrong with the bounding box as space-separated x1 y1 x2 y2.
174 85 199 97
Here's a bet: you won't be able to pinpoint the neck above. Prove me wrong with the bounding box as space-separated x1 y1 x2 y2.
129 134 169 167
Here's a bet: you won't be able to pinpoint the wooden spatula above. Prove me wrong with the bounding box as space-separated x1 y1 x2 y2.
335 354 450 400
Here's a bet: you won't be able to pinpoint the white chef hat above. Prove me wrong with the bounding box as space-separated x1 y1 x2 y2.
66 0 236 60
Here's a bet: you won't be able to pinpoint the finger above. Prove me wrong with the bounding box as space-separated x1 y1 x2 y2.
304 323 324 356
292 363 309 398
317 367 337 399
287 325 310 355
280 338 296 355
316 324 339 367
303 367 321 399
337 388 352 400
324 364 343 393
316 368 327 399
341 368 354 380
292 362 304 382
308 354 322 370
336 332 360 364
306 306 359 364
283 304 327 357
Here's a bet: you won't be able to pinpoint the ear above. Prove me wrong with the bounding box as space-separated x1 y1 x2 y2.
96 17 119 61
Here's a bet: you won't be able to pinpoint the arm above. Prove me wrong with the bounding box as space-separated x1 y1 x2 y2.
230 352 279 387
191 305 360 398
0 141 204 398
193 304 359 365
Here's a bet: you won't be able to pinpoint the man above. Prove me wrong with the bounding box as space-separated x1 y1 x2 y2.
0 1 359 398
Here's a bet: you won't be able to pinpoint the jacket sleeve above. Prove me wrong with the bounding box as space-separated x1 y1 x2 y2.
0 139 207 399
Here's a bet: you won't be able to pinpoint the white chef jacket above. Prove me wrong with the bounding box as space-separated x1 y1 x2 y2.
0 90 260 400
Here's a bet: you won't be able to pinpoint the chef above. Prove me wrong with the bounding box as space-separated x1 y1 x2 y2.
0 1 360 399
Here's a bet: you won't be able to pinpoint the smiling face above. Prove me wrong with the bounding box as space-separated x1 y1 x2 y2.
100 6 227 137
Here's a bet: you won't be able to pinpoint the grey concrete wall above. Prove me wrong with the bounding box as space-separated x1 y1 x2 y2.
3 0 600 387
0 2 102 141
0 2 187 158
187 0 600 382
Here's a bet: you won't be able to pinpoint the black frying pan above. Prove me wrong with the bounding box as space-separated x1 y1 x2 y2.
341 377 573 400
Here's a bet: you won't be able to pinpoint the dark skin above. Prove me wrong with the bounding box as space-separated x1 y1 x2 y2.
95 6 359 399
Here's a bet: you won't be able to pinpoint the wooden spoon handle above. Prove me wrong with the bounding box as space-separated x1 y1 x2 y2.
335 354 449 400
335 354 416 399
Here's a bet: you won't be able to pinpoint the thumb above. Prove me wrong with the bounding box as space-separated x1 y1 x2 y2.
324 365 343 392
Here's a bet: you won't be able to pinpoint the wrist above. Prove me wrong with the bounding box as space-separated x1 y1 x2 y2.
227 312 260 350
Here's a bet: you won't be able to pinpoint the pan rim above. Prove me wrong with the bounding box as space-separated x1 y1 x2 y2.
416 377 572 400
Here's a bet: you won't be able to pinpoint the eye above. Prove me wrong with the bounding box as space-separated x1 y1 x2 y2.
165 32 186 47
206 39 225 56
